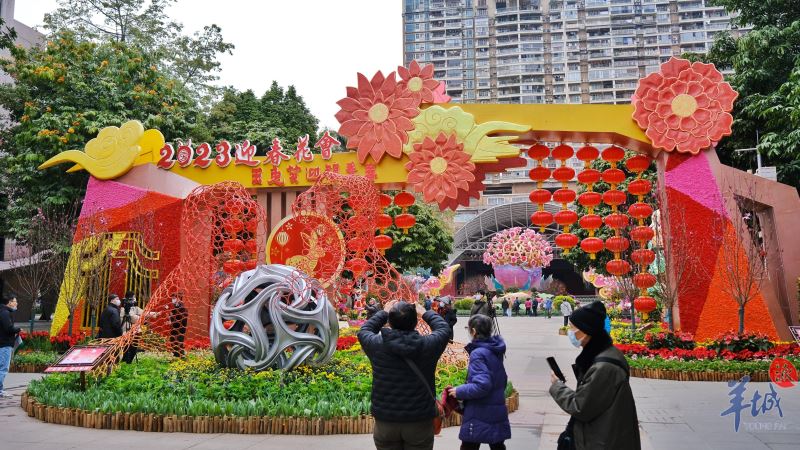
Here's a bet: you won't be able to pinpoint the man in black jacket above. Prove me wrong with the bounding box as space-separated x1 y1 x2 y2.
358 300 451 450
0 294 21 398
97 294 123 339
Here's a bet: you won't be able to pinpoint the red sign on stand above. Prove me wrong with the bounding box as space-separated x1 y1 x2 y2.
44 345 113 373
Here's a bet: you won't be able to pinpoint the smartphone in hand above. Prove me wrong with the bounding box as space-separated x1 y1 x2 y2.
547 356 566 382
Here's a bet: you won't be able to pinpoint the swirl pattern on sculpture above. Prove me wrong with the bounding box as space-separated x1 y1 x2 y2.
210 264 338 371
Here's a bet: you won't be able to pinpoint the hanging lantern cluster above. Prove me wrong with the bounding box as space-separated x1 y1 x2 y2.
576 145 603 259
527 144 553 232
551 144 578 254
625 155 657 319
372 191 417 255
600 146 631 276
222 202 259 274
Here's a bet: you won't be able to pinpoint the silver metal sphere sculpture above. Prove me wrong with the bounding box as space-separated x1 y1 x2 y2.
210 264 338 371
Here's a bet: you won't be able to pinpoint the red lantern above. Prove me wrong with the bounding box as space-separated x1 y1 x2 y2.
604 213 629 229
579 214 603 231
347 237 369 253
374 234 393 254
605 236 630 254
529 189 552 204
552 167 575 183
224 218 244 234
630 225 655 243
627 179 652 197
577 192 602 210
376 213 393 232
553 188 576 205
576 145 599 166
606 259 632 276
527 144 550 160
348 215 371 232
245 218 259 233
577 169 601 186
634 296 657 316
528 166 551 183
551 144 574 161
603 189 627 208
379 193 393 209
625 155 651 174
631 248 656 266
633 273 657 290
394 191 415 211
554 210 578 228
601 146 625 164
555 233 579 253
244 259 258 270
628 202 654 222
223 259 243 275
223 238 244 254
601 168 626 186
225 202 243 215
345 257 368 278
530 210 553 231
395 213 416 234
580 237 604 260
244 240 258 255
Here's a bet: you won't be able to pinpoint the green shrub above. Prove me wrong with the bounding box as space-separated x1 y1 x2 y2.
13 351 60 366
707 331 774 353
553 296 576 312
453 298 475 311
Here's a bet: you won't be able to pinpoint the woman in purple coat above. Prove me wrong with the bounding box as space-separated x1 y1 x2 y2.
448 314 511 449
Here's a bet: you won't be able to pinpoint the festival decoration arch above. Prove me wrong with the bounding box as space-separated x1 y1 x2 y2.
40 57 799 347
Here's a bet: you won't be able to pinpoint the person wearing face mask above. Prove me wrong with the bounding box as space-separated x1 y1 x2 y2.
0 294 21 398
97 294 124 339
447 314 510 449
549 301 640 450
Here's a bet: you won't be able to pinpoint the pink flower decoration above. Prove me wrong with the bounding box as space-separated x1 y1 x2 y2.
397 60 440 105
632 57 738 154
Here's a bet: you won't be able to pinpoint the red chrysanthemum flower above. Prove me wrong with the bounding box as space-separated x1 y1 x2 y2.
406 133 475 207
335 71 419 163
397 60 440 105
632 57 738 154
435 156 526 211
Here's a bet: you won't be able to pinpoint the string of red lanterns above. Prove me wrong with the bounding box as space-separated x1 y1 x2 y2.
527 144 553 232
599 146 631 276
576 145 603 259
551 144 578 254
625 155 657 319
371 191 418 255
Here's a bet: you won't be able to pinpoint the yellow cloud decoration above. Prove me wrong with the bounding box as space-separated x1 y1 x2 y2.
404 106 530 163
38 120 165 180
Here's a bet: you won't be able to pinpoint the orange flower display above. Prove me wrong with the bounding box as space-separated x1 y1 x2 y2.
406 133 475 207
335 71 419 164
398 60 440 105
632 57 738 154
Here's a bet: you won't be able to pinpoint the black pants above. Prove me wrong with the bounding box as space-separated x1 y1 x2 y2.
461 442 506 450
563 315 569 327
374 418 434 450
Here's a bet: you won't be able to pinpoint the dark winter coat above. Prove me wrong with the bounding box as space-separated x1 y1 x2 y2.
455 335 511 444
357 310 450 422
441 307 458 341
470 299 490 317
0 305 21 348
549 344 641 450
97 303 123 338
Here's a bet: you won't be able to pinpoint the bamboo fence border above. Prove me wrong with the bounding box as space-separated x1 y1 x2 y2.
10 363 49 373
20 390 519 435
630 367 770 382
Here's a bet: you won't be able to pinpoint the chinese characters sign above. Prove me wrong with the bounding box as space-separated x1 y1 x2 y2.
721 375 785 432
44 345 112 373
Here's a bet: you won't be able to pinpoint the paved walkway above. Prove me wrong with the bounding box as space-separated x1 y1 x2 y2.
2 316 798 449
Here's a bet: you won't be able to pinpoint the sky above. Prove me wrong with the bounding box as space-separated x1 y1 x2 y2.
13 0 403 130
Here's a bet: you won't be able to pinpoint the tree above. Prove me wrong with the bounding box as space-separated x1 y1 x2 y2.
705 180 769 334
7 203 78 333
650 185 699 331
43 0 234 99
383 202 453 274
689 1 800 187
206 83 320 148
0 32 201 236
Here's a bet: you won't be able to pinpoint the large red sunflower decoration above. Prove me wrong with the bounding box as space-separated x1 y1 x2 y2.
335 71 418 164
406 133 475 205
632 57 738 154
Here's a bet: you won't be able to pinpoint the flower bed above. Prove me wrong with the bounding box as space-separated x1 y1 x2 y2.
23 337 519 434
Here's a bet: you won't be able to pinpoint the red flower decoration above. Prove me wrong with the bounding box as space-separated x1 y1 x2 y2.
406 133 475 207
398 60 440 105
435 156 526 211
335 71 419 163
632 57 738 154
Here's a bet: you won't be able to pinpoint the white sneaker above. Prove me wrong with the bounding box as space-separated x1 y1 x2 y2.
0 391 13 398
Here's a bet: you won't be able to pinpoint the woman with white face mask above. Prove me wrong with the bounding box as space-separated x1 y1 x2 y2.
549 301 641 450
